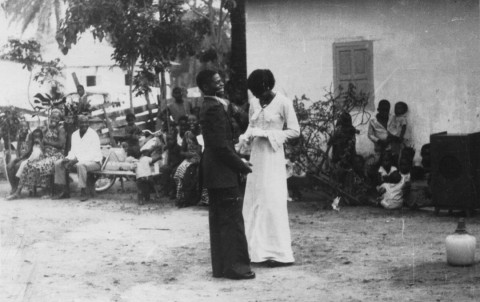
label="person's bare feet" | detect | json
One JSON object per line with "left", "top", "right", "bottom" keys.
{"left": 52, "top": 192, "right": 70, "bottom": 200}
{"left": 6, "top": 193, "right": 20, "bottom": 200}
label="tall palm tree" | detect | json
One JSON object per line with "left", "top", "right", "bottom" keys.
{"left": 2, "top": 0, "right": 63, "bottom": 43}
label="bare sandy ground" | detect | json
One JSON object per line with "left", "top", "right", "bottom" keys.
{"left": 1, "top": 180, "right": 480, "bottom": 302}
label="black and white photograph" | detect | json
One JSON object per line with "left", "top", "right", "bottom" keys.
{"left": 1, "top": 0, "right": 479, "bottom": 301}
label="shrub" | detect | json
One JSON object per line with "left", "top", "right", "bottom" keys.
{"left": 289, "top": 83, "right": 371, "bottom": 175}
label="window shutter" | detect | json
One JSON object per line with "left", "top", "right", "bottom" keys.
{"left": 333, "top": 41, "right": 374, "bottom": 109}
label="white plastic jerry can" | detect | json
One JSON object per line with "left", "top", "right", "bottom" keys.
{"left": 445, "top": 218, "right": 476, "bottom": 266}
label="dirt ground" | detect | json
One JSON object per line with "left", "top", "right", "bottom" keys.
{"left": 1, "top": 178, "right": 480, "bottom": 302}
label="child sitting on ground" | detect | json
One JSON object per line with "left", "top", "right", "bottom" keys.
{"left": 136, "top": 149, "right": 162, "bottom": 205}
{"left": 376, "top": 151, "right": 397, "bottom": 186}
{"left": 16, "top": 128, "right": 44, "bottom": 178}
{"left": 376, "top": 156, "right": 412, "bottom": 209}
{"left": 345, "top": 154, "right": 374, "bottom": 205}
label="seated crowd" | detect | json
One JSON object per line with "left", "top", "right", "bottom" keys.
{"left": 4, "top": 84, "right": 430, "bottom": 210}
{"left": 323, "top": 98, "right": 431, "bottom": 209}
{"left": 4, "top": 85, "right": 246, "bottom": 208}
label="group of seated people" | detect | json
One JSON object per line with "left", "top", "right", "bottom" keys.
{"left": 109, "top": 85, "right": 237, "bottom": 206}
{"left": 4, "top": 85, "right": 212, "bottom": 207}
{"left": 325, "top": 98, "right": 431, "bottom": 209}
{"left": 4, "top": 83, "right": 433, "bottom": 211}
{"left": 6, "top": 110, "right": 101, "bottom": 202}
{"left": 122, "top": 110, "right": 208, "bottom": 207}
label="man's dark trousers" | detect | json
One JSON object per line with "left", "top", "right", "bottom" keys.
{"left": 208, "top": 186, "right": 250, "bottom": 277}
{"left": 200, "top": 95, "right": 252, "bottom": 278}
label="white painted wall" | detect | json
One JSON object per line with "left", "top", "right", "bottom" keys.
{"left": 246, "top": 0, "right": 480, "bottom": 160}
{"left": 0, "top": 34, "right": 162, "bottom": 110}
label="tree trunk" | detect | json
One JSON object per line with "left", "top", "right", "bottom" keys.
{"left": 27, "top": 71, "right": 34, "bottom": 109}
{"left": 144, "top": 92, "right": 154, "bottom": 131}
{"left": 229, "top": 0, "right": 247, "bottom": 105}
{"left": 128, "top": 63, "right": 135, "bottom": 110}
{"left": 159, "top": 69, "right": 170, "bottom": 130}
{"left": 6, "top": 128, "right": 11, "bottom": 164}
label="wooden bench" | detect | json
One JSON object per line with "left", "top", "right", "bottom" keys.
{"left": 88, "top": 148, "right": 163, "bottom": 194}
{"left": 89, "top": 169, "right": 162, "bottom": 198}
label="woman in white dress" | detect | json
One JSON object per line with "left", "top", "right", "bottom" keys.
{"left": 241, "top": 69, "right": 300, "bottom": 267}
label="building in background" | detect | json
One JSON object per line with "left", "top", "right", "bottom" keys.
{"left": 246, "top": 0, "right": 480, "bottom": 160}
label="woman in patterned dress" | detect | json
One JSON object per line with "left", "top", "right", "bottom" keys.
{"left": 173, "top": 114, "right": 208, "bottom": 207}
{"left": 7, "top": 110, "right": 66, "bottom": 199}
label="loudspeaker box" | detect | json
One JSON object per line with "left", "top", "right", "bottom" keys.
{"left": 430, "top": 131, "right": 480, "bottom": 213}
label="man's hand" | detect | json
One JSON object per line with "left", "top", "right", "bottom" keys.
{"left": 242, "top": 159, "right": 253, "bottom": 174}
{"left": 64, "top": 158, "right": 78, "bottom": 170}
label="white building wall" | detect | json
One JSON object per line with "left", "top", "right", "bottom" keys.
{"left": 246, "top": 0, "right": 480, "bottom": 160}
{"left": 0, "top": 34, "right": 162, "bottom": 110}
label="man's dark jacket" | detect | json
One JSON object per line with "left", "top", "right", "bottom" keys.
{"left": 199, "top": 96, "right": 250, "bottom": 189}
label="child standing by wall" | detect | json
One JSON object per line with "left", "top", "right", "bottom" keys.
{"left": 329, "top": 111, "right": 357, "bottom": 168}
{"left": 388, "top": 101, "right": 409, "bottom": 165}
{"left": 368, "top": 100, "right": 394, "bottom": 159}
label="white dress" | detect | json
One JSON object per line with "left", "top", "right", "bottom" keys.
{"left": 242, "top": 93, "right": 300, "bottom": 263}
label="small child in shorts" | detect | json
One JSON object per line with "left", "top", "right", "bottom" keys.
{"left": 136, "top": 149, "right": 162, "bottom": 205}
{"left": 388, "top": 101, "right": 409, "bottom": 164}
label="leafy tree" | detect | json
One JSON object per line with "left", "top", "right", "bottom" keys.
{"left": 290, "top": 83, "right": 371, "bottom": 174}
{"left": 0, "top": 38, "right": 64, "bottom": 109}
{"left": 288, "top": 84, "right": 372, "bottom": 205}
{"left": 2, "top": 0, "right": 64, "bottom": 43}
{"left": 56, "top": 0, "right": 203, "bottom": 122}
{"left": 0, "top": 107, "right": 22, "bottom": 164}
{"left": 188, "top": 0, "right": 247, "bottom": 105}
{"left": 189, "top": 0, "right": 233, "bottom": 73}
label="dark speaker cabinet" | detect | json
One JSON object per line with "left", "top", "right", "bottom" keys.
{"left": 430, "top": 132, "right": 480, "bottom": 214}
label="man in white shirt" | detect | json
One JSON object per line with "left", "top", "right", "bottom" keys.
{"left": 53, "top": 115, "right": 103, "bottom": 201}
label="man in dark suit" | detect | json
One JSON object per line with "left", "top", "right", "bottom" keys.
{"left": 196, "top": 70, "right": 255, "bottom": 280}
